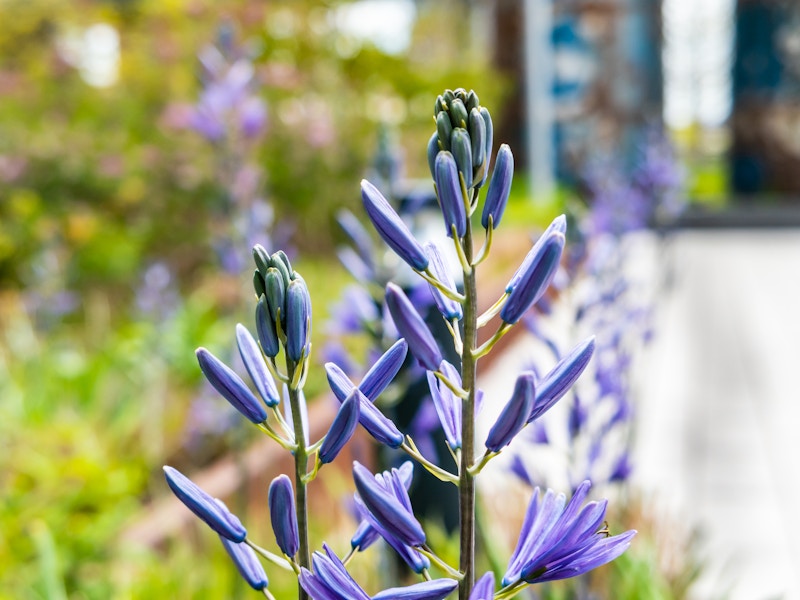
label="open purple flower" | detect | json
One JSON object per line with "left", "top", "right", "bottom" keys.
{"left": 299, "top": 544, "right": 456, "bottom": 600}
{"left": 352, "top": 461, "right": 426, "bottom": 549}
{"left": 503, "top": 480, "right": 635, "bottom": 586}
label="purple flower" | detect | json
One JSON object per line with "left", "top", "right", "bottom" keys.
{"left": 299, "top": 544, "right": 457, "bottom": 600}
{"left": 501, "top": 230, "right": 565, "bottom": 325}
{"left": 470, "top": 572, "right": 494, "bottom": 599}
{"left": 505, "top": 215, "right": 567, "bottom": 293}
{"left": 269, "top": 474, "right": 299, "bottom": 557}
{"left": 427, "top": 360, "right": 462, "bottom": 451}
{"left": 503, "top": 480, "right": 635, "bottom": 585}
{"left": 349, "top": 462, "right": 430, "bottom": 573}
{"left": 361, "top": 179, "right": 429, "bottom": 271}
{"left": 424, "top": 242, "right": 462, "bottom": 320}
{"left": 196, "top": 347, "right": 267, "bottom": 424}
{"left": 219, "top": 536, "right": 269, "bottom": 590}
{"left": 318, "top": 391, "right": 360, "bottom": 464}
{"left": 385, "top": 283, "right": 442, "bottom": 371}
{"left": 481, "top": 144, "right": 514, "bottom": 229}
{"left": 434, "top": 151, "right": 467, "bottom": 238}
{"left": 485, "top": 372, "right": 535, "bottom": 452}
{"left": 359, "top": 339, "right": 409, "bottom": 400}
{"left": 325, "top": 364, "right": 404, "bottom": 448}
{"left": 235, "top": 324, "right": 279, "bottom": 407}
{"left": 163, "top": 466, "right": 247, "bottom": 542}
{"left": 352, "top": 461, "right": 426, "bottom": 548}
{"left": 529, "top": 336, "right": 595, "bottom": 424}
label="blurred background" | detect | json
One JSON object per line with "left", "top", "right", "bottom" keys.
{"left": 2, "top": 0, "right": 799, "bottom": 598}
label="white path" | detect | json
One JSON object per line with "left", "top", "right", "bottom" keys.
{"left": 635, "top": 229, "right": 800, "bottom": 600}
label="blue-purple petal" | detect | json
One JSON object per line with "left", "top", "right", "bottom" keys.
{"left": 219, "top": 537, "right": 269, "bottom": 590}
{"left": 196, "top": 347, "right": 267, "bottom": 424}
{"left": 385, "top": 283, "right": 442, "bottom": 371}
{"left": 235, "top": 323, "right": 279, "bottom": 407}
{"left": 485, "top": 372, "right": 535, "bottom": 452}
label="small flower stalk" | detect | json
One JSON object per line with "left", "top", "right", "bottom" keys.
{"left": 164, "top": 88, "right": 633, "bottom": 599}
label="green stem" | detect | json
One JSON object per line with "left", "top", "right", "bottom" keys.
{"left": 286, "top": 359, "right": 310, "bottom": 600}
{"left": 459, "top": 213, "right": 479, "bottom": 600}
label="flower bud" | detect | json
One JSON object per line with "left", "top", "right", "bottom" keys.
{"left": 385, "top": 283, "right": 442, "bottom": 371}
{"left": 196, "top": 347, "right": 267, "bottom": 424}
{"left": 480, "top": 107, "right": 493, "bottom": 185}
{"left": 359, "top": 338, "right": 409, "bottom": 401}
{"left": 325, "top": 364, "right": 404, "bottom": 448}
{"left": 361, "top": 180, "right": 429, "bottom": 272}
{"left": 236, "top": 323, "right": 279, "bottom": 407}
{"left": 528, "top": 336, "right": 595, "bottom": 423}
{"left": 219, "top": 537, "right": 269, "bottom": 591}
{"left": 163, "top": 466, "right": 247, "bottom": 542}
{"left": 269, "top": 475, "right": 299, "bottom": 558}
{"left": 285, "top": 277, "right": 311, "bottom": 362}
{"left": 252, "top": 244, "right": 271, "bottom": 277}
{"left": 469, "top": 107, "right": 487, "bottom": 180}
{"left": 485, "top": 372, "right": 535, "bottom": 452}
{"left": 501, "top": 232, "right": 565, "bottom": 324}
{"left": 448, "top": 98, "right": 468, "bottom": 128}
{"left": 424, "top": 242, "right": 462, "bottom": 320}
{"left": 482, "top": 144, "right": 514, "bottom": 229}
{"left": 264, "top": 267, "right": 286, "bottom": 330}
{"left": 434, "top": 152, "right": 467, "bottom": 238}
{"left": 436, "top": 111, "right": 453, "bottom": 151}
{"left": 319, "top": 390, "right": 360, "bottom": 464}
{"left": 255, "top": 295, "right": 280, "bottom": 358}
{"left": 427, "top": 131, "right": 440, "bottom": 180}
{"left": 450, "top": 128, "right": 473, "bottom": 191}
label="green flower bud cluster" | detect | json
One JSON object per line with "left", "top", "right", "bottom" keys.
{"left": 252, "top": 244, "right": 311, "bottom": 363}
{"left": 427, "top": 88, "right": 493, "bottom": 195}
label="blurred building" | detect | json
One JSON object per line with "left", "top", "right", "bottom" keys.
{"left": 731, "top": 0, "right": 800, "bottom": 196}
{"left": 491, "top": 0, "right": 663, "bottom": 189}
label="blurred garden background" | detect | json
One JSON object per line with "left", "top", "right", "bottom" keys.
{"left": 3, "top": 0, "right": 800, "bottom": 598}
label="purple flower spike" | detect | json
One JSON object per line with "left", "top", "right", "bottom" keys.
{"left": 434, "top": 151, "right": 467, "bottom": 238}
{"left": 481, "top": 144, "right": 514, "bottom": 229}
{"left": 163, "top": 466, "right": 247, "bottom": 542}
{"left": 505, "top": 215, "right": 568, "bottom": 294}
{"left": 485, "top": 372, "right": 536, "bottom": 452}
{"left": 235, "top": 324, "right": 279, "bottom": 407}
{"left": 325, "top": 364, "right": 404, "bottom": 448}
{"left": 219, "top": 537, "right": 268, "bottom": 591}
{"left": 470, "top": 572, "right": 495, "bottom": 600}
{"left": 319, "top": 391, "right": 360, "bottom": 464}
{"left": 196, "top": 347, "right": 267, "bottom": 424}
{"left": 268, "top": 474, "right": 299, "bottom": 557}
{"left": 359, "top": 339, "right": 409, "bottom": 400}
{"left": 501, "top": 231, "right": 565, "bottom": 325}
{"left": 503, "top": 480, "right": 636, "bottom": 586}
{"left": 361, "top": 179, "right": 429, "bottom": 271}
{"left": 424, "top": 242, "right": 462, "bottom": 320}
{"left": 385, "top": 283, "right": 443, "bottom": 371}
{"left": 353, "top": 461, "right": 426, "bottom": 548}
{"left": 372, "top": 578, "right": 459, "bottom": 600}
{"left": 427, "top": 360, "right": 462, "bottom": 450}
{"left": 285, "top": 278, "right": 311, "bottom": 362}
{"left": 299, "top": 544, "right": 371, "bottom": 600}
{"left": 529, "top": 336, "right": 595, "bottom": 424}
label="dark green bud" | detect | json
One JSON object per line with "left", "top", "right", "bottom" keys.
{"left": 427, "top": 131, "right": 440, "bottom": 180}
{"left": 436, "top": 112, "right": 453, "bottom": 152}
{"left": 253, "top": 269, "right": 266, "bottom": 298}
{"left": 466, "top": 90, "right": 480, "bottom": 113}
{"left": 256, "top": 295, "right": 280, "bottom": 358}
{"left": 450, "top": 128, "right": 473, "bottom": 191}
{"left": 449, "top": 98, "right": 468, "bottom": 129}
{"left": 253, "top": 244, "right": 271, "bottom": 276}
{"left": 435, "top": 94, "right": 446, "bottom": 115}
{"left": 469, "top": 107, "right": 487, "bottom": 187}
{"left": 264, "top": 268, "right": 286, "bottom": 330}
{"left": 271, "top": 251, "right": 293, "bottom": 279}
{"left": 443, "top": 89, "right": 455, "bottom": 106}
